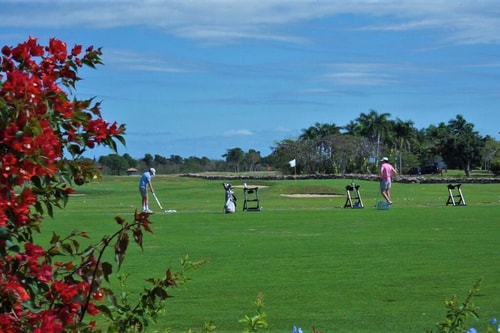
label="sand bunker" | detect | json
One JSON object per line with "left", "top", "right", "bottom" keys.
{"left": 280, "top": 194, "right": 342, "bottom": 198}
{"left": 232, "top": 185, "right": 269, "bottom": 188}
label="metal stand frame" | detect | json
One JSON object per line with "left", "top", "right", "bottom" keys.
{"left": 446, "top": 184, "right": 466, "bottom": 206}
{"left": 344, "top": 184, "right": 364, "bottom": 208}
{"left": 243, "top": 187, "right": 261, "bottom": 211}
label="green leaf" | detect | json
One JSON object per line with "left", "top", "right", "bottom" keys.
{"left": 151, "top": 286, "right": 169, "bottom": 301}
{"left": 46, "top": 202, "right": 54, "bottom": 218}
{"left": 62, "top": 191, "right": 69, "bottom": 207}
{"left": 102, "top": 262, "right": 113, "bottom": 283}
{"left": 115, "top": 134, "right": 126, "bottom": 147}
{"left": 6, "top": 240, "right": 20, "bottom": 253}
{"left": 21, "top": 300, "right": 42, "bottom": 313}
{"left": 108, "top": 138, "right": 117, "bottom": 153}
{"left": 96, "top": 304, "right": 114, "bottom": 320}
{"left": 61, "top": 242, "right": 74, "bottom": 255}
{"left": 49, "top": 232, "right": 60, "bottom": 244}
{"left": 0, "top": 226, "right": 11, "bottom": 240}
{"left": 70, "top": 239, "right": 80, "bottom": 253}
{"left": 31, "top": 175, "right": 42, "bottom": 188}
{"left": 103, "top": 288, "right": 119, "bottom": 307}
{"left": 68, "top": 144, "right": 82, "bottom": 156}
{"left": 114, "top": 232, "right": 129, "bottom": 269}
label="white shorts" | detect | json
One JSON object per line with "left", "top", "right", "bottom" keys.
{"left": 380, "top": 180, "right": 392, "bottom": 190}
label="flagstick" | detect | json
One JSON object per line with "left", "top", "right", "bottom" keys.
{"left": 288, "top": 158, "right": 297, "bottom": 182}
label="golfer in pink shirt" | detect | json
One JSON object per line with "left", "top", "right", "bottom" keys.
{"left": 380, "top": 157, "right": 397, "bottom": 205}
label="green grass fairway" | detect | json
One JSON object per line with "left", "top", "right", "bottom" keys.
{"left": 37, "top": 175, "right": 500, "bottom": 333}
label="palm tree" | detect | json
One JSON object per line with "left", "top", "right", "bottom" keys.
{"left": 355, "top": 109, "right": 392, "bottom": 164}
{"left": 342, "top": 120, "right": 361, "bottom": 136}
{"left": 299, "top": 122, "right": 341, "bottom": 173}
{"left": 299, "top": 122, "right": 341, "bottom": 141}
{"left": 392, "top": 118, "right": 417, "bottom": 170}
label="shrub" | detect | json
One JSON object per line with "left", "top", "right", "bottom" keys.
{"left": 490, "top": 158, "right": 500, "bottom": 175}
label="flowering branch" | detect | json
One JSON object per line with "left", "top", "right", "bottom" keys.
{"left": 0, "top": 36, "right": 129, "bottom": 332}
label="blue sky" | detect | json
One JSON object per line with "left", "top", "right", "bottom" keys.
{"left": 1, "top": 1, "right": 499, "bottom": 160}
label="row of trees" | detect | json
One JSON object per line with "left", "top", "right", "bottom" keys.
{"left": 98, "top": 149, "right": 268, "bottom": 175}
{"left": 268, "top": 111, "right": 498, "bottom": 176}
{"left": 99, "top": 111, "right": 499, "bottom": 177}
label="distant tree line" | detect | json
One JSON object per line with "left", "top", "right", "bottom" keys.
{"left": 97, "top": 111, "right": 500, "bottom": 176}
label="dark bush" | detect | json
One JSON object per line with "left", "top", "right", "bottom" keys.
{"left": 491, "top": 158, "right": 500, "bottom": 175}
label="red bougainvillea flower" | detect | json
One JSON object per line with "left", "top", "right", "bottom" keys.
{"left": 47, "top": 38, "right": 67, "bottom": 63}
{"left": 70, "top": 44, "right": 82, "bottom": 57}
{"left": 30, "top": 312, "right": 64, "bottom": 333}
{"left": 0, "top": 37, "right": 124, "bottom": 332}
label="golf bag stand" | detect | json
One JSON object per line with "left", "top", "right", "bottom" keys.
{"left": 446, "top": 184, "right": 466, "bottom": 206}
{"left": 243, "top": 186, "right": 261, "bottom": 211}
{"left": 223, "top": 183, "right": 237, "bottom": 213}
{"left": 344, "top": 183, "right": 364, "bottom": 208}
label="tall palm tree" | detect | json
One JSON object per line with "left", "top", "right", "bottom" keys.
{"left": 392, "top": 118, "right": 417, "bottom": 170}
{"left": 299, "top": 122, "right": 341, "bottom": 141}
{"left": 342, "top": 120, "right": 361, "bottom": 136}
{"left": 298, "top": 122, "right": 342, "bottom": 172}
{"left": 355, "top": 109, "right": 392, "bottom": 164}
{"left": 448, "top": 114, "right": 469, "bottom": 134}
{"left": 392, "top": 119, "right": 416, "bottom": 150}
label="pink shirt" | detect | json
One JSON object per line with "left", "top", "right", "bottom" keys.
{"left": 380, "top": 163, "right": 396, "bottom": 181}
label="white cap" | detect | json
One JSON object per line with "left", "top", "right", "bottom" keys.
{"left": 380, "top": 157, "right": 389, "bottom": 162}
{"left": 149, "top": 168, "right": 156, "bottom": 175}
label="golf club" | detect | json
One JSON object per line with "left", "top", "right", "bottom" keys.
{"left": 152, "top": 192, "right": 163, "bottom": 210}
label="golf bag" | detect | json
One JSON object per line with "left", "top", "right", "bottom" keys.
{"left": 223, "top": 183, "right": 237, "bottom": 213}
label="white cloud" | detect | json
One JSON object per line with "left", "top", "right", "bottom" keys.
{"left": 104, "top": 50, "right": 198, "bottom": 73}
{"left": 318, "top": 62, "right": 399, "bottom": 87}
{"left": 173, "top": 26, "right": 306, "bottom": 44}
{"left": 224, "top": 129, "right": 253, "bottom": 136}
{"left": 320, "top": 72, "right": 397, "bottom": 86}
{"left": 1, "top": 1, "right": 499, "bottom": 46}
